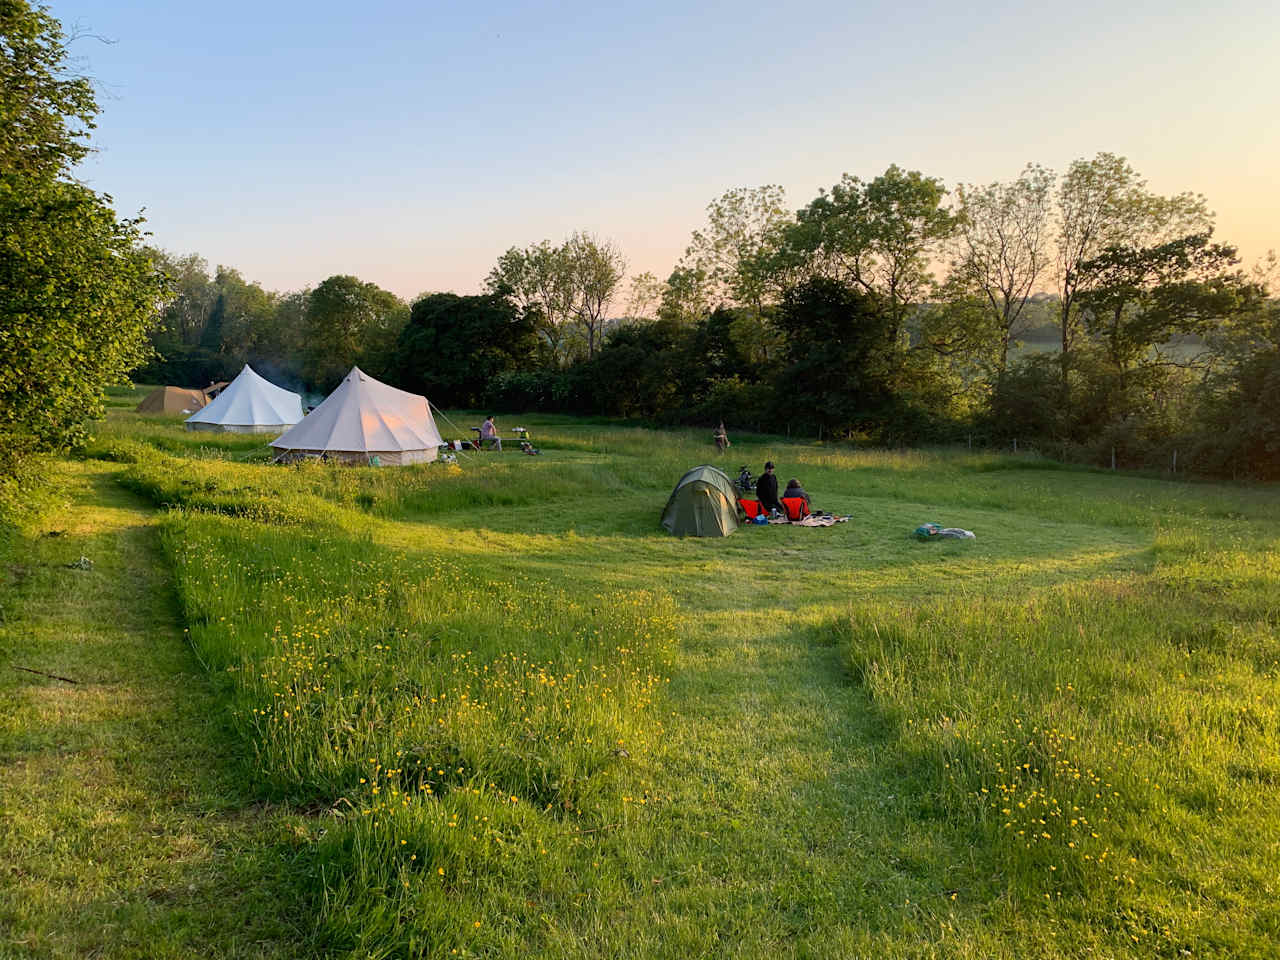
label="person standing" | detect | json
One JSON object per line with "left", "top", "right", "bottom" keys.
{"left": 714, "top": 421, "right": 730, "bottom": 453}
{"left": 756, "top": 461, "right": 782, "bottom": 514}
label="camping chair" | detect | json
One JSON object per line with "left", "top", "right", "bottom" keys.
{"left": 738, "top": 498, "right": 766, "bottom": 520}
{"left": 781, "top": 496, "right": 810, "bottom": 521}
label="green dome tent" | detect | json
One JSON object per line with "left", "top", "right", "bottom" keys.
{"left": 661, "top": 464, "right": 742, "bottom": 537}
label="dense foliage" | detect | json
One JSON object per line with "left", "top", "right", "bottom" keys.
{"left": 127, "top": 151, "right": 1275, "bottom": 477}
{"left": 392, "top": 292, "right": 539, "bottom": 406}
{"left": 0, "top": 0, "right": 167, "bottom": 452}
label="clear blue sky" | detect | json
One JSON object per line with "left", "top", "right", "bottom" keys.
{"left": 57, "top": 0, "right": 1280, "bottom": 298}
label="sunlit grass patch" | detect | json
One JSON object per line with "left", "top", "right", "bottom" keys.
{"left": 834, "top": 541, "right": 1280, "bottom": 951}
{"left": 36, "top": 408, "right": 1280, "bottom": 957}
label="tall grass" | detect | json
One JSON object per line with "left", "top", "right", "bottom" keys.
{"left": 86, "top": 408, "right": 1280, "bottom": 957}
{"left": 163, "top": 509, "right": 677, "bottom": 955}
{"left": 835, "top": 533, "right": 1280, "bottom": 953}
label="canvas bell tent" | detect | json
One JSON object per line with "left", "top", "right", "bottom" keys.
{"left": 136, "top": 386, "right": 208, "bottom": 415}
{"left": 270, "top": 367, "right": 445, "bottom": 465}
{"left": 185, "top": 364, "right": 303, "bottom": 433}
{"left": 660, "top": 464, "right": 742, "bottom": 537}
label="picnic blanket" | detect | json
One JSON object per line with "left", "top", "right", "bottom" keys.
{"left": 767, "top": 513, "right": 850, "bottom": 527}
{"left": 795, "top": 514, "right": 849, "bottom": 527}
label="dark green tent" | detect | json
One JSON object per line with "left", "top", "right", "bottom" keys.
{"left": 661, "top": 464, "right": 742, "bottom": 537}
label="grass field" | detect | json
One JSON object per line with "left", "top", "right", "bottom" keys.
{"left": 3, "top": 391, "right": 1279, "bottom": 958}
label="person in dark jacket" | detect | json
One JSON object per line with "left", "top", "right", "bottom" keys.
{"left": 783, "top": 478, "right": 809, "bottom": 503}
{"left": 782, "top": 478, "right": 810, "bottom": 516}
{"left": 755, "top": 461, "right": 782, "bottom": 513}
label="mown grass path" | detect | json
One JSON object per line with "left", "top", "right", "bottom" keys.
{"left": 0, "top": 462, "right": 309, "bottom": 959}
{"left": 343, "top": 459, "right": 1158, "bottom": 957}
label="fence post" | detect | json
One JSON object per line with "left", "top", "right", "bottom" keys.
{"left": 1012, "top": 438, "right": 1017, "bottom": 453}
{"left": 1111, "top": 447, "right": 1116, "bottom": 471}
{"left": 1172, "top": 449, "right": 1178, "bottom": 473}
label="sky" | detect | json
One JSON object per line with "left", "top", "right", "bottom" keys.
{"left": 54, "top": 0, "right": 1280, "bottom": 300}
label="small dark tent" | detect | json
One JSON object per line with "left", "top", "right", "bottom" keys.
{"left": 136, "top": 386, "right": 208, "bottom": 414}
{"left": 661, "top": 464, "right": 742, "bottom": 537}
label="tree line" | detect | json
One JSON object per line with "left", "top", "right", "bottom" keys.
{"left": 4, "top": 0, "right": 1278, "bottom": 482}
{"left": 139, "top": 158, "right": 1278, "bottom": 478}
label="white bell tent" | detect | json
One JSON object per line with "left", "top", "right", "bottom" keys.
{"left": 269, "top": 367, "right": 444, "bottom": 465}
{"left": 184, "top": 364, "right": 303, "bottom": 433}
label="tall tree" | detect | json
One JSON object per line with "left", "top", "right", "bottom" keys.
{"left": 657, "top": 264, "right": 711, "bottom": 327}
{"left": 772, "top": 277, "right": 898, "bottom": 436}
{"left": 566, "top": 232, "right": 626, "bottom": 359}
{"left": 1051, "top": 153, "right": 1211, "bottom": 387}
{"left": 779, "top": 165, "right": 956, "bottom": 342}
{"left": 486, "top": 241, "right": 576, "bottom": 364}
{"left": 301, "top": 275, "right": 404, "bottom": 389}
{"left": 624, "top": 271, "right": 664, "bottom": 322}
{"left": 0, "top": 0, "right": 168, "bottom": 450}
{"left": 147, "top": 250, "right": 216, "bottom": 347}
{"left": 210, "top": 266, "right": 278, "bottom": 363}
{"left": 393, "top": 292, "right": 539, "bottom": 406}
{"left": 0, "top": 0, "right": 96, "bottom": 175}
{"left": 948, "top": 164, "right": 1055, "bottom": 376}
{"left": 683, "top": 185, "right": 791, "bottom": 314}
{"left": 1076, "top": 232, "right": 1257, "bottom": 378}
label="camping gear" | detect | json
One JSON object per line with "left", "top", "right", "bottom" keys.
{"left": 913, "top": 522, "right": 975, "bottom": 540}
{"left": 185, "top": 364, "right": 303, "bottom": 433}
{"left": 270, "top": 366, "right": 445, "bottom": 465}
{"left": 736, "top": 466, "right": 754, "bottom": 493}
{"left": 781, "top": 496, "right": 810, "bottom": 521}
{"left": 661, "top": 464, "right": 742, "bottom": 537}
{"left": 739, "top": 498, "right": 766, "bottom": 519}
{"left": 136, "top": 386, "right": 208, "bottom": 415}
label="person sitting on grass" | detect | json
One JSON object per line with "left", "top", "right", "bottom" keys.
{"left": 480, "top": 415, "right": 502, "bottom": 451}
{"left": 783, "top": 478, "right": 810, "bottom": 516}
{"left": 755, "top": 461, "right": 782, "bottom": 515}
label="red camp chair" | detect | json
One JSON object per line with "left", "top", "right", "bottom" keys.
{"left": 781, "top": 496, "right": 810, "bottom": 521}
{"left": 738, "top": 498, "right": 766, "bottom": 519}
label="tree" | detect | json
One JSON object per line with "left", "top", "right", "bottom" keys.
{"left": 393, "top": 292, "right": 539, "bottom": 406}
{"left": 566, "top": 232, "right": 626, "bottom": 359}
{"left": 1051, "top": 153, "right": 1211, "bottom": 388}
{"left": 657, "top": 264, "right": 711, "bottom": 327}
{"left": 779, "top": 166, "right": 956, "bottom": 343}
{"left": 624, "top": 271, "right": 664, "bottom": 322}
{"left": 210, "top": 266, "right": 278, "bottom": 363}
{"left": 147, "top": 250, "right": 217, "bottom": 348}
{"left": 948, "top": 164, "right": 1055, "bottom": 376}
{"left": 0, "top": 0, "right": 96, "bottom": 176}
{"left": 1076, "top": 233, "right": 1255, "bottom": 377}
{"left": 486, "top": 241, "right": 576, "bottom": 365}
{"left": 1, "top": 181, "right": 167, "bottom": 448}
{"left": 301, "top": 275, "right": 405, "bottom": 389}
{"left": 771, "top": 277, "right": 899, "bottom": 437}
{"left": 682, "top": 185, "right": 791, "bottom": 314}
{"left": 0, "top": 0, "right": 168, "bottom": 451}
